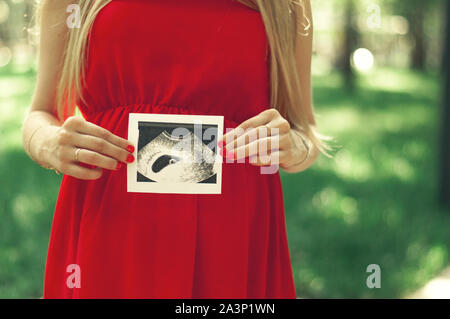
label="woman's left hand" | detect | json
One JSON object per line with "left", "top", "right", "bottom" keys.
{"left": 218, "top": 108, "right": 308, "bottom": 169}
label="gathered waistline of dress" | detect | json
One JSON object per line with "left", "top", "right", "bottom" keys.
{"left": 80, "top": 102, "right": 243, "bottom": 126}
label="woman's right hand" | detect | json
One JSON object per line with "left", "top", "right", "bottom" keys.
{"left": 44, "top": 116, "right": 135, "bottom": 180}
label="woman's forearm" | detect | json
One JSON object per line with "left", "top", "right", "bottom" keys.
{"left": 22, "top": 110, "right": 61, "bottom": 168}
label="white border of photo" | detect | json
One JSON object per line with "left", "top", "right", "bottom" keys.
{"left": 127, "top": 112, "right": 224, "bottom": 194}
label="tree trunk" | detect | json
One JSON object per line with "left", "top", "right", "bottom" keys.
{"left": 410, "top": 9, "right": 427, "bottom": 70}
{"left": 440, "top": 0, "right": 450, "bottom": 208}
{"left": 338, "top": 0, "right": 358, "bottom": 90}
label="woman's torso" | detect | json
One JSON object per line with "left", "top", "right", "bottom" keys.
{"left": 78, "top": 0, "right": 271, "bottom": 123}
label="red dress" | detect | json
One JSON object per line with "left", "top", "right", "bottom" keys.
{"left": 43, "top": 0, "right": 296, "bottom": 298}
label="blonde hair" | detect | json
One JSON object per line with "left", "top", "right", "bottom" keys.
{"left": 37, "top": 0, "right": 333, "bottom": 157}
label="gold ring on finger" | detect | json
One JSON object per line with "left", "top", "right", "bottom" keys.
{"left": 75, "top": 148, "right": 81, "bottom": 162}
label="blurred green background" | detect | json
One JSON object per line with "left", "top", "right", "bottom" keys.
{"left": 1, "top": 0, "right": 450, "bottom": 298}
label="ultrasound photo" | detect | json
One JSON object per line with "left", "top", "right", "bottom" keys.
{"left": 127, "top": 113, "right": 224, "bottom": 194}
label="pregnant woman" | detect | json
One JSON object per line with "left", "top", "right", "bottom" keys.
{"left": 22, "top": 0, "right": 331, "bottom": 298}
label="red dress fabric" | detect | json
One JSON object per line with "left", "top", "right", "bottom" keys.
{"left": 43, "top": 0, "right": 296, "bottom": 298}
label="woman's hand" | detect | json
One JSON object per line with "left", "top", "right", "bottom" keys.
{"left": 43, "top": 116, "right": 135, "bottom": 180}
{"left": 218, "top": 108, "right": 309, "bottom": 170}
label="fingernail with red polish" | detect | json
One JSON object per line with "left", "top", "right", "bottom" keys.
{"left": 126, "top": 154, "right": 135, "bottom": 163}
{"left": 126, "top": 145, "right": 135, "bottom": 153}
{"left": 116, "top": 162, "right": 122, "bottom": 170}
{"left": 227, "top": 150, "right": 235, "bottom": 160}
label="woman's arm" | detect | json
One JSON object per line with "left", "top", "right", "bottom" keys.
{"left": 22, "top": 0, "right": 71, "bottom": 168}
{"left": 218, "top": 0, "right": 320, "bottom": 173}
{"left": 22, "top": 0, "right": 135, "bottom": 180}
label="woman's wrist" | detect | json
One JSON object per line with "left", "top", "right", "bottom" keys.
{"left": 281, "top": 129, "right": 313, "bottom": 172}
{"left": 27, "top": 125, "right": 47, "bottom": 163}
{"left": 26, "top": 124, "right": 60, "bottom": 171}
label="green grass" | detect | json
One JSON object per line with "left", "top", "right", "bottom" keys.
{"left": 0, "top": 67, "right": 449, "bottom": 298}
{"left": 0, "top": 71, "right": 62, "bottom": 298}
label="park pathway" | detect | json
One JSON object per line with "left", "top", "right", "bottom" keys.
{"left": 406, "top": 267, "right": 450, "bottom": 299}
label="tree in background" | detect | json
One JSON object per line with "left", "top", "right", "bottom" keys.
{"left": 440, "top": 0, "right": 450, "bottom": 208}
{"left": 407, "top": 1, "right": 427, "bottom": 70}
{"left": 337, "top": 0, "right": 359, "bottom": 90}
{"left": 384, "top": 0, "right": 442, "bottom": 70}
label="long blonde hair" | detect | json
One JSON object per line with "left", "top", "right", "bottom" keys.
{"left": 37, "top": 0, "right": 333, "bottom": 157}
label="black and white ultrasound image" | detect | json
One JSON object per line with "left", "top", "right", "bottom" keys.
{"left": 136, "top": 121, "right": 218, "bottom": 184}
